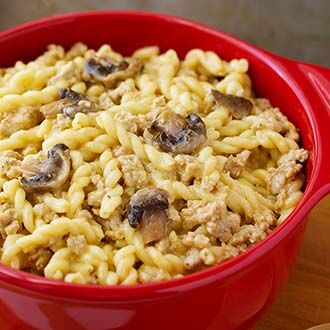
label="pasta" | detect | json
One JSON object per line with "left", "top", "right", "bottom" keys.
{"left": 0, "top": 43, "right": 308, "bottom": 285}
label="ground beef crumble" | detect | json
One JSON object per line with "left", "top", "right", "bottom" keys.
{"left": 267, "top": 149, "right": 308, "bottom": 195}
{"left": 0, "top": 106, "right": 42, "bottom": 137}
{"left": 0, "top": 151, "right": 22, "bottom": 179}
{"left": 0, "top": 203, "right": 20, "bottom": 239}
{"left": 117, "top": 155, "right": 149, "bottom": 196}
{"left": 67, "top": 234, "right": 87, "bottom": 256}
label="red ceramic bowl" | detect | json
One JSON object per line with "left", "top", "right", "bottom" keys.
{"left": 0, "top": 11, "right": 329, "bottom": 330}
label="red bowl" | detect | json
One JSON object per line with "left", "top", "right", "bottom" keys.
{"left": 0, "top": 11, "right": 329, "bottom": 330}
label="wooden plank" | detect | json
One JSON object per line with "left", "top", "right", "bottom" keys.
{"left": 257, "top": 195, "right": 330, "bottom": 330}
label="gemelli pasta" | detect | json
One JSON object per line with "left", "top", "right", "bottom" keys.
{"left": 0, "top": 43, "right": 308, "bottom": 284}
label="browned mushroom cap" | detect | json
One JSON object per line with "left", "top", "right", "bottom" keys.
{"left": 128, "top": 188, "right": 169, "bottom": 243}
{"left": 211, "top": 89, "right": 253, "bottom": 119}
{"left": 85, "top": 57, "right": 143, "bottom": 87}
{"left": 40, "top": 88, "right": 96, "bottom": 119}
{"left": 21, "top": 144, "right": 71, "bottom": 193}
{"left": 150, "top": 111, "right": 207, "bottom": 155}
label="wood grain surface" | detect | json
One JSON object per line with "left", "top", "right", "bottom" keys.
{"left": 256, "top": 195, "right": 330, "bottom": 330}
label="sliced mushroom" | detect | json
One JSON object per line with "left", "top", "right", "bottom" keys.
{"left": 21, "top": 144, "right": 71, "bottom": 193}
{"left": 85, "top": 58, "right": 129, "bottom": 77}
{"left": 223, "top": 150, "right": 251, "bottom": 179}
{"left": 150, "top": 110, "right": 207, "bottom": 155}
{"left": 211, "top": 89, "right": 253, "bottom": 119}
{"left": 40, "top": 88, "right": 96, "bottom": 119}
{"left": 85, "top": 57, "right": 143, "bottom": 87}
{"left": 127, "top": 188, "right": 169, "bottom": 244}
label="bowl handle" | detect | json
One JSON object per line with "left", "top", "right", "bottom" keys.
{"left": 296, "top": 62, "right": 330, "bottom": 199}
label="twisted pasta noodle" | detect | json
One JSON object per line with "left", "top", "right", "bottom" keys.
{"left": 0, "top": 86, "right": 58, "bottom": 113}
{"left": 96, "top": 245, "right": 119, "bottom": 285}
{"left": 197, "top": 146, "right": 222, "bottom": 191}
{"left": 135, "top": 74, "right": 158, "bottom": 96}
{"left": 167, "top": 88, "right": 200, "bottom": 116}
{"left": 44, "top": 248, "right": 72, "bottom": 280}
{"left": 71, "top": 113, "right": 97, "bottom": 129}
{"left": 138, "top": 264, "right": 172, "bottom": 283}
{"left": 65, "top": 245, "right": 110, "bottom": 284}
{"left": 97, "top": 112, "right": 175, "bottom": 171}
{"left": 67, "top": 161, "right": 93, "bottom": 217}
{"left": 225, "top": 187, "right": 254, "bottom": 217}
{"left": 71, "top": 81, "right": 87, "bottom": 94}
{"left": 113, "top": 245, "right": 138, "bottom": 284}
{"left": 2, "top": 179, "right": 35, "bottom": 233}
{"left": 220, "top": 120, "right": 250, "bottom": 137}
{"left": 99, "top": 150, "right": 123, "bottom": 219}
{"left": 0, "top": 119, "right": 52, "bottom": 151}
{"left": 151, "top": 49, "right": 180, "bottom": 99}
{"left": 212, "top": 130, "right": 260, "bottom": 154}
{"left": 206, "top": 128, "right": 221, "bottom": 145}
{"left": 96, "top": 262, "right": 119, "bottom": 285}
{"left": 174, "top": 76, "right": 212, "bottom": 100}
{"left": 240, "top": 169, "right": 269, "bottom": 186}
{"left": 238, "top": 169, "right": 270, "bottom": 196}
{"left": 1, "top": 52, "right": 59, "bottom": 83}
{"left": 227, "top": 58, "right": 249, "bottom": 73}
{"left": 215, "top": 72, "right": 252, "bottom": 97}
{"left": 144, "top": 246, "right": 184, "bottom": 275}
{"left": 86, "top": 84, "right": 106, "bottom": 97}
{"left": 1, "top": 234, "right": 25, "bottom": 268}
{"left": 15, "top": 217, "right": 104, "bottom": 253}
{"left": 203, "top": 107, "right": 230, "bottom": 131}
{"left": 40, "top": 193, "right": 70, "bottom": 214}
{"left": 78, "top": 134, "right": 116, "bottom": 161}
{"left": 182, "top": 49, "right": 227, "bottom": 76}
{"left": 151, "top": 170, "right": 225, "bottom": 202}
{"left": 221, "top": 173, "right": 275, "bottom": 211}
{"left": 198, "top": 146, "right": 222, "bottom": 174}
{"left": 0, "top": 67, "right": 56, "bottom": 97}
{"left": 277, "top": 177, "right": 304, "bottom": 225}
{"left": 132, "top": 46, "right": 160, "bottom": 61}
{"left": 211, "top": 129, "right": 296, "bottom": 155}
{"left": 43, "top": 127, "right": 102, "bottom": 150}
{"left": 220, "top": 173, "right": 275, "bottom": 225}
{"left": 95, "top": 44, "right": 123, "bottom": 61}
{"left": 104, "top": 98, "right": 154, "bottom": 115}
{"left": 64, "top": 272, "right": 87, "bottom": 283}
{"left": 256, "top": 130, "right": 298, "bottom": 154}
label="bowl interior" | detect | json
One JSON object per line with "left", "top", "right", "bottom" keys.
{"left": 0, "top": 11, "right": 317, "bottom": 294}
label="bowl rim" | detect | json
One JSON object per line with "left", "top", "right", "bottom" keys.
{"left": 0, "top": 10, "right": 324, "bottom": 301}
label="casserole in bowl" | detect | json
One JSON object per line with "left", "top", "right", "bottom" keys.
{"left": 0, "top": 11, "right": 329, "bottom": 330}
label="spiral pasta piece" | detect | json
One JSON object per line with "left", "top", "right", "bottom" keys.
{"left": 2, "top": 179, "right": 35, "bottom": 233}
{"left": 0, "top": 67, "right": 56, "bottom": 97}
{"left": 16, "top": 217, "right": 104, "bottom": 253}
{"left": 99, "top": 150, "right": 123, "bottom": 218}
{"left": 0, "top": 86, "right": 58, "bottom": 112}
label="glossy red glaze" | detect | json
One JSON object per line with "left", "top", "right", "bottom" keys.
{"left": 0, "top": 11, "right": 329, "bottom": 330}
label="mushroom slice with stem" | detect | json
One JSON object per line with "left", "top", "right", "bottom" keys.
{"left": 149, "top": 110, "right": 207, "bottom": 155}
{"left": 127, "top": 188, "right": 169, "bottom": 244}
{"left": 40, "top": 88, "right": 96, "bottom": 119}
{"left": 21, "top": 144, "right": 71, "bottom": 193}
{"left": 85, "top": 57, "right": 143, "bottom": 87}
{"left": 211, "top": 89, "right": 253, "bottom": 119}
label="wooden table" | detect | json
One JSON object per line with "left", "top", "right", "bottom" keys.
{"left": 256, "top": 195, "right": 330, "bottom": 330}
